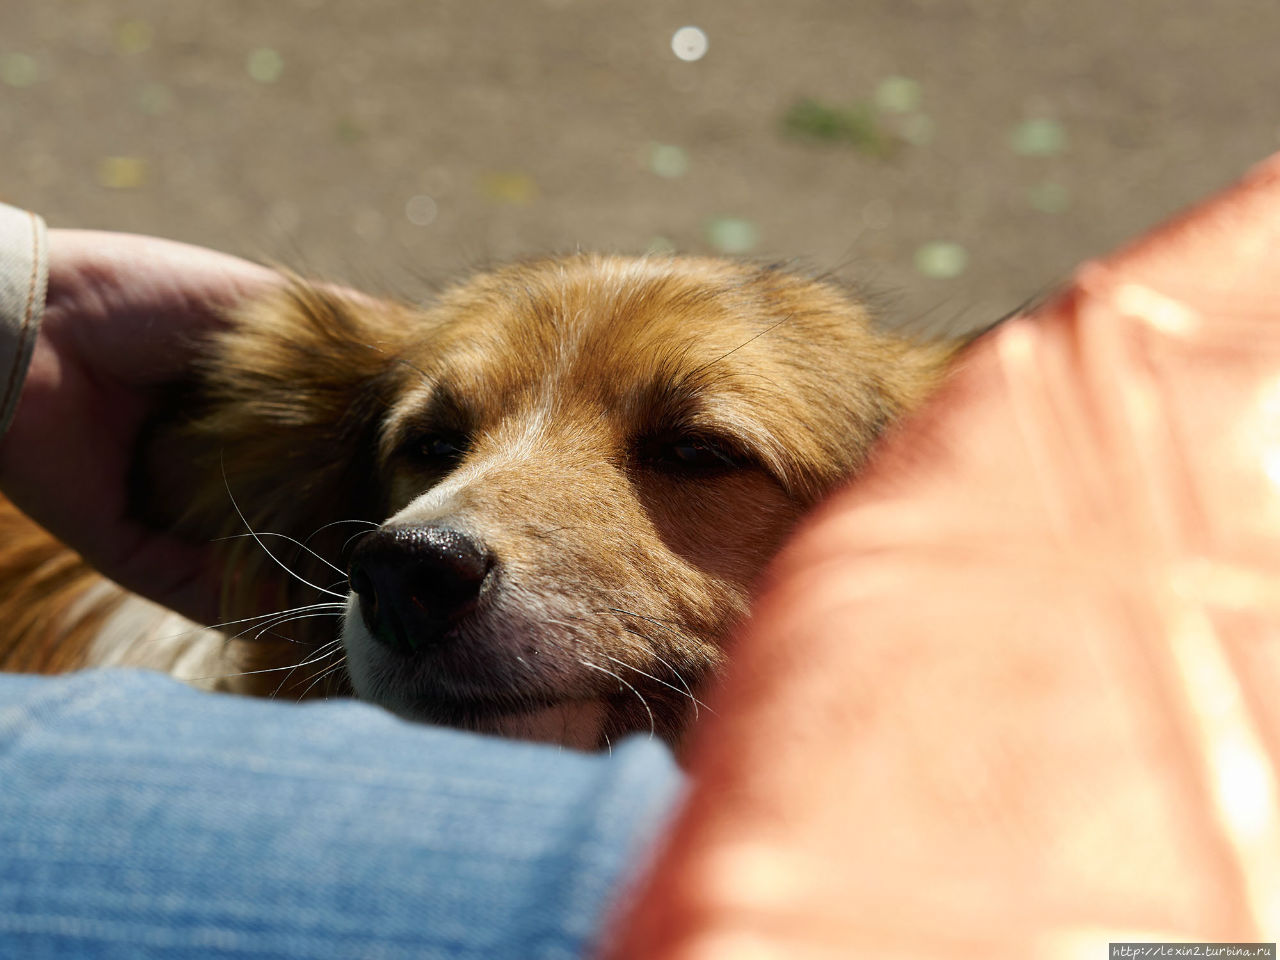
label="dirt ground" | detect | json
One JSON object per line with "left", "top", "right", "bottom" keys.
{"left": 3, "top": 0, "right": 1278, "bottom": 333}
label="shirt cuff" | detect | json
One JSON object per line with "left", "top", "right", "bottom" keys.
{"left": 0, "top": 203, "right": 48, "bottom": 440}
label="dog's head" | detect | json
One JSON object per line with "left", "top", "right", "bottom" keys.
{"left": 149, "top": 255, "right": 949, "bottom": 747}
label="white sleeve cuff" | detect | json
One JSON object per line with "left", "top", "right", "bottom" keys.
{"left": 0, "top": 203, "right": 48, "bottom": 439}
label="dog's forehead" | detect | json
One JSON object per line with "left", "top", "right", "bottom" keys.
{"left": 469, "top": 257, "right": 760, "bottom": 349}
{"left": 401, "top": 256, "right": 852, "bottom": 402}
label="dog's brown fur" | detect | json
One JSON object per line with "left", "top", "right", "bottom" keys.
{"left": 0, "top": 254, "right": 951, "bottom": 746}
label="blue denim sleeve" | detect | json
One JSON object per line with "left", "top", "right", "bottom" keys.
{"left": 0, "top": 669, "right": 683, "bottom": 960}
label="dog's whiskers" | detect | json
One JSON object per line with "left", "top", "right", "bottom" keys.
{"left": 603, "top": 608, "right": 710, "bottom": 719}
{"left": 135, "top": 601, "right": 344, "bottom": 651}
{"left": 296, "top": 655, "right": 349, "bottom": 700}
{"left": 212, "top": 531, "right": 346, "bottom": 578}
{"left": 211, "top": 602, "right": 345, "bottom": 633}
{"left": 302, "top": 518, "right": 379, "bottom": 550}
{"left": 579, "top": 659, "right": 656, "bottom": 739}
{"left": 646, "top": 650, "right": 713, "bottom": 716}
{"left": 551, "top": 611, "right": 706, "bottom": 721}
{"left": 217, "top": 604, "right": 344, "bottom": 647}
{"left": 181, "top": 639, "right": 342, "bottom": 684}
{"left": 600, "top": 651, "right": 713, "bottom": 720}
{"left": 251, "top": 609, "right": 347, "bottom": 642}
{"left": 220, "top": 458, "right": 347, "bottom": 599}
{"left": 341, "top": 528, "right": 378, "bottom": 554}
{"left": 270, "top": 639, "right": 346, "bottom": 699}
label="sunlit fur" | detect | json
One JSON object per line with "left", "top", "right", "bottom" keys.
{"left": 0, "top": 254, "right": 953, "bottom": 748}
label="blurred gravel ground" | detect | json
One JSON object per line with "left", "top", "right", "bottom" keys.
{"left": 3, "top": 0, "right": 1277, "bottom": 332}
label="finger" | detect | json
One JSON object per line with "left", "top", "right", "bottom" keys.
{"left": 44, "top": 230, "right": 283, "bottom": 385}
{"left": 92, "top": 522, "right": 224, "bottom": 628}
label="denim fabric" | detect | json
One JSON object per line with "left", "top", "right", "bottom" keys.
{"left": 0, "top": 670, "right": 682, "bottom": 959}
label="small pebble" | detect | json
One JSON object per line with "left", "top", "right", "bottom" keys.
{"left": 705, "top": 217, "right": 759, "bottom": 255}
{"left": 247, "top": 48, "right": 285, "bottom": 84}
{"left": 1010, "top": 117, "right": 1066, "bottom": 156}
{"left": 914, "top": 241, "right": 968, "bottom": 278}
{"left": 874, "top": 75, "right": 921, "bottom": 114}
{"left": 671, "top": 26, "right": 708, "bottom": 62}
{"left": 478, "top": 172, "right": 538, "bottom": 205}
{"left": 98, "top": 156, "right": 148, "bottom": 190}
{"left": 405, "top": 195, "right": 439, "bottom": 226}
{"left": 647, "top": 143, "right": 689, "bottom": 179}
{"left": 0, "top": 53, "right": 39, "bottom": 88}
{"left": 114, "top": 20, "right": 154, "bottom": 55}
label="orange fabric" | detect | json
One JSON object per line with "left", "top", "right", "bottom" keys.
{"left": 609, "top": 154, "right": 1280, "bottom": 958}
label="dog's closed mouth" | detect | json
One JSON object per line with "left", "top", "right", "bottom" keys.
{"left": 398, "top": 684, "right": 565, "bottom": 722}
{"left": 366, "top": 662, "right": 607, "bottom": 744}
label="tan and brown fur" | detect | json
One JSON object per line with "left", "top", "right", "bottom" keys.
{"left": 0, "top": 254, "right": 951, "bottom": 747}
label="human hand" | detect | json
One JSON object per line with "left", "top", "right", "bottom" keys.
{"left": 0, "top": 229, "right": 279, "bottom": 625}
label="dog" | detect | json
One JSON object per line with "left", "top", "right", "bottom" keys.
{"left": 0, "top": 254, "right": 952, "bottom": 748}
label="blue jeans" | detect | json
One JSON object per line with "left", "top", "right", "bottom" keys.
{"left": 0, "top": 670, "right": 682, "bottom": 959}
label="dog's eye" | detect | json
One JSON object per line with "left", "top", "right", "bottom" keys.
{"left": 641, "top": 434, "right": 745, "bottom": 473}
{"left": 413, "top": 433, "right": 468, "bottom": 465}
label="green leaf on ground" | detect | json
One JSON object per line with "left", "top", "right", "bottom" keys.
{"left": 705, "top": 217, "right": 759, "bottom": 254}
{"left": 914, "top": 241, "right": 968, "bottom": 278}
{"left": 1010, "top": 118, "right": 1066, "bottom": 156}
{"left": 781, "top": 98, "right": 893, "bottom": 157}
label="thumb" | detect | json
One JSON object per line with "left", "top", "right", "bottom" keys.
{"left": 94, "top": 523, "right": 223, "bottom": 628}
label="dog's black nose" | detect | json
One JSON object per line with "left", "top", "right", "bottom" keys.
{"left": 348, "top": 526, "right": 493, "bottom": 654}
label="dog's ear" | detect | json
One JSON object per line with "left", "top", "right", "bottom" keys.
{"left": 136, "top": 282, "right": 415, "bottom": 621}
{"left": 732, "top": 266, "right": 961, "bottom": 504}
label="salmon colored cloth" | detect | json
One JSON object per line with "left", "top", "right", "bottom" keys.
{"left": 610, "top": 154, "right": 1280, "bottom": 958}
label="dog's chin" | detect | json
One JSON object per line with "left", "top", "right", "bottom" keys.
{"left": 376, "top": 689, "right": 607, "bottom": 749}
{"left": 343, "top": 624, "right": 608, "bottom": 750}
{"left": 484, "top": 700, "right": 607, "bottom": 750}
{"left": 371, "top": 687, "right": 606, "bottom": 751}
